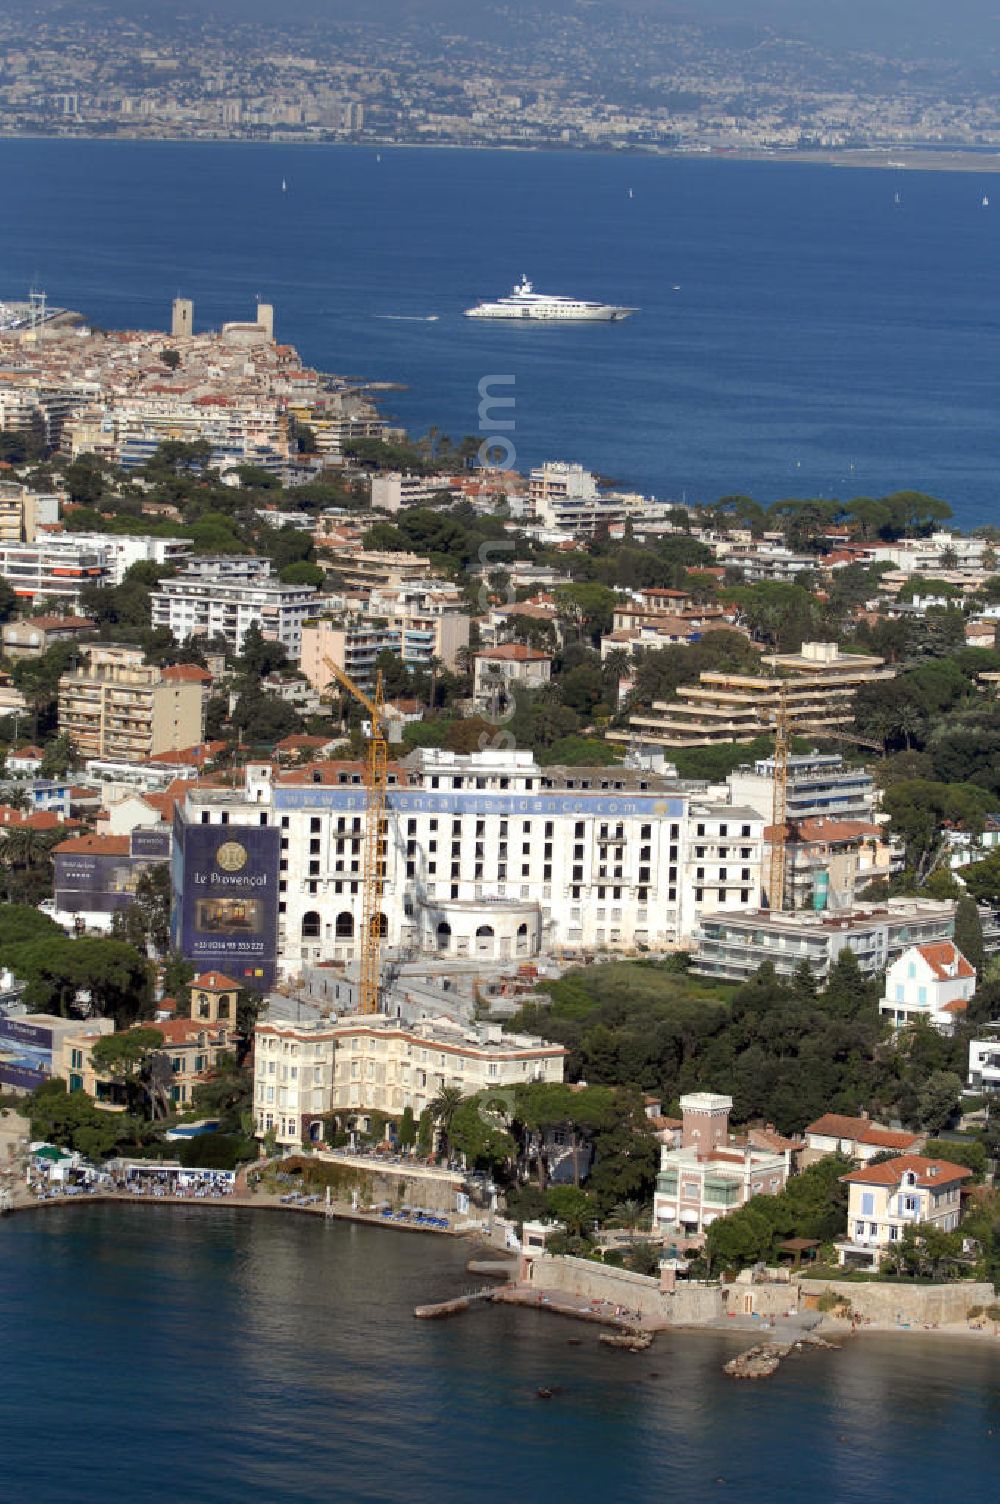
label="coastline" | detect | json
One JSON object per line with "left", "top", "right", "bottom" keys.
{"left": 1, "top": 1185, "right": 464, "bottom": 1236}
{"left": 6, "top": 1194, "right": 998, "bottom": 1353}
{"left": 1, "top": 134, "right": 1000, "bottom": 175}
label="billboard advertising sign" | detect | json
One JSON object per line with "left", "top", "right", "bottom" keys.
{"left": 0, "top": 1015, "right": 53, "bottom": 1091}
{"left": 131, "top": 828, "right": 172, "bottom": 861}
{"left": 177, "top": 823, "right": 280, "bottom": 987}
{"left": 54, "top": 849, "right": 142, "bottom": 916}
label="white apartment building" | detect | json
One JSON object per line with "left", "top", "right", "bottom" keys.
{"left": 0, "top": 538, "right": 108, "bottom": 606}
{"left": 369, "top": 472, "right": 457, "bottom": 513}
{"left": 837, "top": 1156, "right": 971, "bottom": 1270}
{"left": 968, "top": 1027, "right": 1000, "bottom": 1093}
{"left": 174, "top": 555, "right": 275, "bottom": 584}
{"left": 253, "top": 1015, "right": 565, "bottom": 1148}
{"left": 55, "top": 532, "right": 192, "bottom": 586}
{"left": 693, "top": 899, "right": 957, "bottom": 983}
{"left": 151, "top": 568, "right": 318, "bottom": 658}
{"left": 727, "top": 753, "right": 877, "bottom": 825}
{"left": 868, "top": 532, "right": 989, "bottom": 575}
{"left": 172, "top": 747, "right": 765, "bottom": 981}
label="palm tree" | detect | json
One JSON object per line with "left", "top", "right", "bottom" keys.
{"left": 609, "top": 1199, "right": 645, "bottom": 1231}
{"left": 428, "top": 1085, "right": 464, "bottom": 1160}
{"left": 1, "top": 823, "right": 58, "bottom": 875}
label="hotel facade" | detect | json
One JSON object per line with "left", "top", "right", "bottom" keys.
{"left": 170, "top": 747, "right": 766, "bottom": 982}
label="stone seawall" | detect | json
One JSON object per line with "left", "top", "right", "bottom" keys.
{"left": 286, "top": 1153, "right": 462, "bottom": 1214}
{"left": 525, "top": 1254, "right": 724, "bottom": 1323}
{"left": 798, "top": 1279, "right": 995, "bottom": 1325}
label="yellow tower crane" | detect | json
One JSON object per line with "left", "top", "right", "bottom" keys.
{"left": 768, "top": 684, "right": 790, "bottom": 913}
{"left": 324, "top": 656, "right": 389, "bottom": 1015}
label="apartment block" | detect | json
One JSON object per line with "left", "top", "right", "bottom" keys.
{"left": 618, "top": 642, "right": 893, "bottom": 750}
{"left": 0, "top": 482, "right": 60, "bottom": 543}
{"left": 692, "top": 898, "right": 957, "bottom": 983}
{"left": 334, "top": 550, "right": 434, "bottom": 592}
{"left": 64, "top": 395, "right": 291, "bottom": 472}
{"left": 369, "top": 471, "right": 458, "bottom": 513}
{"left": 150, "top": 569, "right": 317, "bottom": 657}
{"left": 57, "top": 531, "right": 191, "bottom": 585}
{"left": 727, "top": 752, "right": 877, "bottom": 825}
{"left": 0, "top": 538, "right": 108, "bottom": 605}
{"left": 58, "top": 657, "right": 205, "bottom": 761}
{"left": 301, "top": 587, "right": 470, "bottom": 689}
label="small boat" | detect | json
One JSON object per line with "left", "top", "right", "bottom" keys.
{"left": 627, "top": 188, "right": 634, "bottom": 200}
{"left": 374, "top": 314, "right": 439, "bottom": 322}
{"left": 983, "top": 194, "right": 991, "bottom": 207}
{"left": 281, "top": 177, "right": 287, "bottom": 193}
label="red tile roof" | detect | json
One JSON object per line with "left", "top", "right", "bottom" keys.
{"left": 474, "top": 644, "right": 551, "bottom": 662}
{"left": 275, "top": 734, "right": 334, "bottom": 752}
{"left": 191, "top": 971, "right": 242, "bottom": 991}
{"left": 914, "top": 941, "right": 975, "bottom": 982}
{"left": 841, "top": 1154, "right": 973, "bottom": 1189}
{"left": 0, "top": 807, "right": 78, "bottom": 832}
{"left": 6, "top": 614, "right": 94, "bottom": 631}
{"left": 53, "top": 833, "right": 130, "bottom": 856}
{"left": 161, "top": 663, "right": 213, "bottom": 683}
{"left": 148, "top": 740, "right": 227, "bottom": 766}
{"left": 806, "top": 1114, "right": 922, "bottom": 1151}
{"left": 765, "top": 818, "right": 884, "bottom": 843}
{"left": 150, "top": 1018, "right": 229, "bottom": 1046}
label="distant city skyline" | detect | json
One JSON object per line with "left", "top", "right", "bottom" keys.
{"left": 2, "top": 1, "right": 1000, "bottom": 149}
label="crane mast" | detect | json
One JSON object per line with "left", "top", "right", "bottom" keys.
{"left": 324, "top": 657, "right": 388, "bottom": 1015}
{"left": 768, "top": 685, "right": 790, "bottom": 913}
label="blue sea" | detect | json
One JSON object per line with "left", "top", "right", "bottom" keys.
{"left": 4, "top": 140, "right": 1000, "bottom": 525}
{"left": 2, "top": 1205, "right": 1000, "bottom": 1504}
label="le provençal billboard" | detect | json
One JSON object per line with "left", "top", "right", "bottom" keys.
{"left": 173, "top": 818, "right": 280, "bottom": 988}
{"left": 0, "top": 1015, "right": 55, "bottom": 1092}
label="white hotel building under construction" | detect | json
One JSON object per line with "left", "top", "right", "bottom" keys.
{"left": 171, "top": 747, "right": 764, "bottom": 979}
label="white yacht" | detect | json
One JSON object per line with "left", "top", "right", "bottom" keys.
{"left": 464, "top": 276, "right": 636, "bottom": 322}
